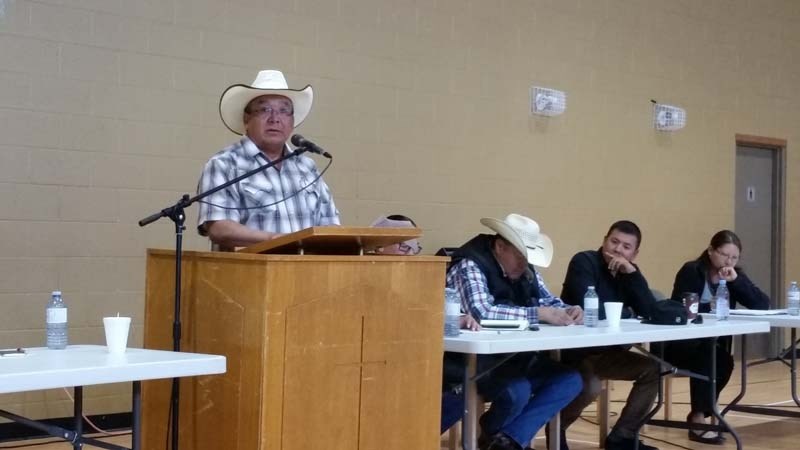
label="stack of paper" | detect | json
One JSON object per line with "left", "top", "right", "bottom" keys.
{"left": 729, "top": 309, "right": 788, "bottom": 316}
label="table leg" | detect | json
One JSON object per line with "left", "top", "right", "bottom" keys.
{"left": 722, "top": 335, "right": 748, "bottom": 416}
{"left": 132, "top": 381, "right": 141, "bottom": 450}
{"left": 791, "top": 329, "right": 799, "bottom": 406}
{"left": 463, "top": 354, "right": 478, "bottom": 450}
{"left": 73, "top": 386, "right": 83, "bottom": 449}
{"left": 633, "top": 345, "right": 666, "bottom": 449}
{"left": 547, "top": 350, "right": 562, "bottom": 450}
{"left": 708, "top": 337, "right": 742, "bottom": 450}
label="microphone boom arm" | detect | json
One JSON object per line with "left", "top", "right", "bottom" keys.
{"left": 138, "top": 146, "right": 313, "bottom": 227}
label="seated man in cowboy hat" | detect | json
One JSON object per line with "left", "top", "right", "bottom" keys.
{"left": 197, "top": 69, "right": 340, "bottom": 249}
{"left": 558, "top": 220, "right": 660, "bottom": 450}
{"left": 446, "top": 213, "right": 584, "bottom": 450}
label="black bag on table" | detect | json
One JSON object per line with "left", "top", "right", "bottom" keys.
{"left": 641, "top": 299, "right": 687, "bottom": 325}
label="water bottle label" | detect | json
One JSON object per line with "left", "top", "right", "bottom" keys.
{"left": 47, "top": 308, "right": 67, "bottom": 324}
{"left": 716, "top": 299, "right": 728, "bottom": 319}
{"left": 789, "top": 293, "right": 800, "bottom": 301}
{"left": 584, "top": 308, "right": 599, "bottom": 327}
{"left": 584, "top": 297, "right": 598, "bottom": 309}
{"left": 445, "top": 302, "right": 461, "bottom": 315}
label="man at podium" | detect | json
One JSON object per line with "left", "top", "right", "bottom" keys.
{"left": 196, "top": 69, "right": 340, "bottom": 250}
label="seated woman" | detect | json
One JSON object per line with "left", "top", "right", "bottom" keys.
{"left": 662, "top": 230, "right": 770, "bottom": 444}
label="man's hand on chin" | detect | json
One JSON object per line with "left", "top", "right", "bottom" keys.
{"left": 604, "top": 252, "right": 637, "bottom": 275}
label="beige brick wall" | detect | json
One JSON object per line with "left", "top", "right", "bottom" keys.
{"left": 1, "top": 0, "right": 799, "bottom": 421}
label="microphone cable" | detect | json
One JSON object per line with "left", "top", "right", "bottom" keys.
{"left": 196, "top": 155, "right": 333, "bottom": 212}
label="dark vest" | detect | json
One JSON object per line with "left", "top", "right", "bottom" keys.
{"left": 451, "top": 234, "right": 544, "bottom": 383}
{"left": 451, "top": 234, "right": 541, "bottom": 307}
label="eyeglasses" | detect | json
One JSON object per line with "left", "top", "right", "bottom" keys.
{"left": 247, "top": 105, "right": 294, "bottom": 118}
{"left": 397, "top": 241, "right": 422, "bottom": 255}
{"left": 714, "top": 248, "right": 739, "bottom": 263}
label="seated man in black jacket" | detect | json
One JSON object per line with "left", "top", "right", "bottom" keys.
{"left": 559, "top": 220, "right": 660, "bottom": 450}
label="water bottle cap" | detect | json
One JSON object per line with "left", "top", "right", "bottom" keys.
{"left": 588, "top": 286, "right": 595, "bottom": 289}
{"left": 719, "top": 279, "right": 726, "bottom": 285}
{"left": 52, "top": 290, "right": 62, "bottom": 296}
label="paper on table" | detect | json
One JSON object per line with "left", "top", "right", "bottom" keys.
{"left": 480, "top": 319, "right": 530, "bottom": 330}
{"left": 729, "top": 309, "right": 788, "bottom": 316}
{"left": 460, "top": 329, "right": 522, "bottom": 334}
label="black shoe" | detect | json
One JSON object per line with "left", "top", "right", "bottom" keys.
{"left": 686, "top": 412, "right": 725, "bottom": 445}
{"left": 478, "top": 433, "right": 490, "bottom": 450}
{"left": 688, "top": 429, "right": 725, "bottom": 445}
{"left": 544, "top": 426, "right": 569, "bottom": 450}
{"left": 605, "top": 435, "right": 658, "bottom": 450}
{"left": 479, "top": 432, "right": 523, "bottom": 450}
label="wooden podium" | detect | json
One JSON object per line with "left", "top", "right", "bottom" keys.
{"left": 142, "top": 227, "right": 448, "bottom": 450}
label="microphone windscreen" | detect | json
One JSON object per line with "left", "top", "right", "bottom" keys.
{"left": 290, "top": 134, "right": 305, "bottom": 147}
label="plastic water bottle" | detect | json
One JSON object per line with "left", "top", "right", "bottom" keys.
{"left": 788, "top": 281, "right": 800, "bottom": 316}
{"left": 715, "top": 280, "right": 730, "bottom": 321}
{"left": 584, "top": 286, "right": 599, "bottom": 328}
{"left": 46, "top": 290, "right": 68, "bottom": 349}
{"left": 444, "top": 288, "right": 461, "bottom": 337}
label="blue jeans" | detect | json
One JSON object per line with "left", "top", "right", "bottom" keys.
{"left": 441, "top": 390, "right": 465, "bottom": 433}
{"left": 478, "top": 356, "right": 582, "bottom": 448}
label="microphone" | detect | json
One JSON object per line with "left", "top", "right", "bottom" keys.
{"left": 291, "top": 134, "right": 331, "bottom": 158}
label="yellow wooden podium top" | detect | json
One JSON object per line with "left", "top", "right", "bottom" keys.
{"left": 236, "top": 226, "right": 422, "bottom": 255}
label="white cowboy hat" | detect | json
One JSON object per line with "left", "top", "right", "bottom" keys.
{"left": 480, "top": 213, "right": 554, "bottom": 268}
{"left": 219, "top": 69, "right": 313, "bottom": 135}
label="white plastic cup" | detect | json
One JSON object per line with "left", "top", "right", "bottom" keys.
{"left": 103, "top": 316, "right": 131, "bottom": 354}
{"left": 604, "top": 302, "right": 624, "bottom": 329}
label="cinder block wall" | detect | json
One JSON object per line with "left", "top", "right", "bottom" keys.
{"left": 1, "top": 0, "right": 799, "bottom": 420}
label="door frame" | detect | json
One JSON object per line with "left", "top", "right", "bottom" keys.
{"left": 735, "top": 134, "right": 787, "bottom": 355}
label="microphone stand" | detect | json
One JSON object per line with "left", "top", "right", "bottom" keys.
{"left": 137, "top": 146, "right": 314, "bottom": 450}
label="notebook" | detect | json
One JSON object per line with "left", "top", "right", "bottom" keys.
{"left": 728, "top": 309, "right": 788, "bottom": 316}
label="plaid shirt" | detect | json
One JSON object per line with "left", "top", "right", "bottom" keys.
{"left": 197, "top": 137, "right": 340, "bottom": 235}
{"left": 446, "top": 258, "right": 568, "bottom": 325}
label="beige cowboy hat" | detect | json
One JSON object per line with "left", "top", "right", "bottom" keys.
{"left": 481, "top": 213, "right": 554, "bottom": 268}
{"left": 219, "top": 69, "right": 313, "bottom": 135}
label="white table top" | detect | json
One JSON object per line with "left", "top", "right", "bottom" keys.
{"left": 720, "top": 312, "right": 800, "bottom": 328}
{"left": 0, "top": 345, "right": 226, "bottom": 394}
{"left": 444, "top": 318, "right": 770, "bottom": 354}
